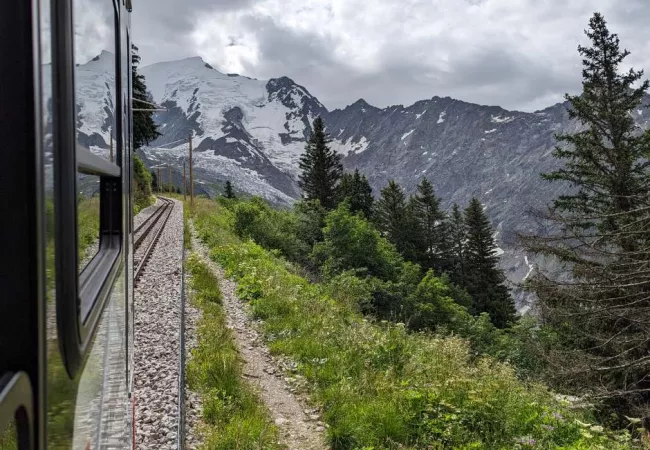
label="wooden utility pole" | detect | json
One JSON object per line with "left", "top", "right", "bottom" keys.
{"left": 189, "top": 134, "right": 194, "bottom": 208}
{"left": 168, "top": 166, "right": 172, "bottom": 194}
{"left": 183, "top": 161, "right": 187, "bottom": 201}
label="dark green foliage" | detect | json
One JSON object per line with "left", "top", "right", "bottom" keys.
{"left": 374, "top": 180, "right": 418, "bottom": 260}
{"left": 410, "top": 178, "right": 447, "bottom": 273}
{"left": 313, "top": 202, "right": 406, "bottom": 282}
{"left": 522, "top": 13, "right": 650, "bottom": 415}
{"left": 132, "top": 45, "right": 161, "bottom": 149}
{"left": 447, "top": 204, "right": 466, "bottom": 286}
{"left": 298, "top": 117, "right": 343, "bottom": 209}
{"left": 232, "top": 198, "right": 306, "bottom": 263}
{"left": 464, "top": 198, "right": 516, "bottom": 328}
{"left": 150, "top": 169, "right": 158, "bottom": 190}
{"left": 224, "top": 180, "right": 236, "bottom": 199}
{"left": 132, "top": 155, "right": 152, "bottom": 211}
{"left": 294, "top": 200, "right": 327, "bottom": 249}
{"left": 337, "top": 169, "right": 374, "bottom": 218}
{"left": 405, "top": 270, "right": 473, "bottom": 332}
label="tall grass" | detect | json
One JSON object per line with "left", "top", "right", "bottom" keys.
{"left": 186, "top": 254, "right": 282, "bottom": 450}
{"left": 192, "top": 198, "right": 638, "bottom": 450}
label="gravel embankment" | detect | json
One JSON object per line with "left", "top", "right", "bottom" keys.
{"left": 133, "top": 198, "right": 184, "bottom": 450}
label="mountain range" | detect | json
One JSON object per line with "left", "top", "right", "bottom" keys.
{"left": 76, "top": 52, "right": 650, "bottom": 308}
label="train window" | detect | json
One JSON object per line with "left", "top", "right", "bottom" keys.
{"left": 54, "top": 0, "right": 124, "bottom": 377}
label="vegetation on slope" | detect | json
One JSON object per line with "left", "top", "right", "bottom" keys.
{"left": 192, "top": 198, "right": 637, "bottom": 449}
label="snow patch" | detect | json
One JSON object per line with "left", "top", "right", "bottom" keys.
{"left": 422, "top": 151, "right": 428, "bottom": 155}
{"left": 401, "top": 129, "right": 415, "bottom": 140}
{"left": 416, "top": 110, "right": 427, "bottom": 119}
{"left": 490, "top": 114, "right": 514, "bottom": 123}
{"left": 437, "top": 111, "right": 446, "bottom": 124}
{"left": 522, "top": 255, "right": 535, "bottom": 281}
{"left": 331, "top": 136, "right": 370, "bottom": 155}
{"left": 484, "top": 128, "right": 497, "bottom": 134}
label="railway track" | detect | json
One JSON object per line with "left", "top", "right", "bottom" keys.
{"left": 134, "top": 197, "right": 175, "bottom": 282}
{"left": 90, "top": 197, "right": 177, "bottom": 449}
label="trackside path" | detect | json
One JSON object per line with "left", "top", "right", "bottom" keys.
{"left": 189, "top": 223, "right": 328, "bottom": 450}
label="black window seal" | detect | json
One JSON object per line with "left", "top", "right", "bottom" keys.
{"left": 52, "top": 0, "right": 124, "bottom": 378}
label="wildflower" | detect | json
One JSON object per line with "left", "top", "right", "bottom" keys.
{"left": 551, "top": 412, "right": 565, "bottom": 422}
{"left": 541, "top": 424, "right": 555, "bottom": 431}
{"left": 515, "top": 437, "right": 536, "bottom": 446}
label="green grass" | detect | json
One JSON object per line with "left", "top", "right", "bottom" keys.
{"left": 191, "top": 198, "right": 639, "bottom": 450}
{"left": 78, "top": 196, "right": 100, "bottom": 261}
{"left": 186, "top": 253, "right": 283, "bottom": 450}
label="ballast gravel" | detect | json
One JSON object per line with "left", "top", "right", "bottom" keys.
{"left": 133, "top": 198, "right": 183, "bottom": 450}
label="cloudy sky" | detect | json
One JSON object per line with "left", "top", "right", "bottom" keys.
{"left": 132, "top": 0, "right": 650, "bottom": 112}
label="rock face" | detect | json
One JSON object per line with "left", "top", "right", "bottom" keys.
{"left": 75, "top": 53, "right": 650, "bottom": 306}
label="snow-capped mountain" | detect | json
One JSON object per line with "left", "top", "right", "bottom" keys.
{"left": 73, "top": 52, "right": 650, "bottom": 307}
{"left": 138, "top": 56, "right": 327, "bottom": 203}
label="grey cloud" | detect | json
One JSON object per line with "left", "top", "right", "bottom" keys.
{"left": 133, "top": 0, "right": 650, "bottom": 112}
{"left": 132, "top": 0, "right": 259, "bottom": 64}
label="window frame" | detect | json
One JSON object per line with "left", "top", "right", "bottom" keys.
{"left": 53, "top": 0, "right": 124, "bottom": 378}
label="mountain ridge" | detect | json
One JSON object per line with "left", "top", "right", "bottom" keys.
{"left": 74, "top": 52, "right": 650, "bottom": 307}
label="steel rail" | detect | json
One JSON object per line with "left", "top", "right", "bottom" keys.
{"left": 134, "top": 197, "right": 174, "bottom": 282}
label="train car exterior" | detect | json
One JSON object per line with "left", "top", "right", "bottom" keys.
{"left": 0, "top": 0, "right": 135, "bottom": 448}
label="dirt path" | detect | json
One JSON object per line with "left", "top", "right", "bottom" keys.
{"left": 190, "top": 226, "right": 329, "bottom": 450}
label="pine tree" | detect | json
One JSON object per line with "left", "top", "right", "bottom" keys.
{"left": 338, "top": 169, "right": 374, "bottom": 218}
{"left": 224, "top": 180, "right": 236, "bottom": 199}
{"left": 298, "top": 117, "right": 343, "bottom": 210}
{"left": 411, "top": 178, "right": 447, "bottom": 272}
{"left": 375, "top": 180, "right": 417, "bottom": 260}
{"left": 446, "top": 203, "right": 466, "bottom": 286}
{"left": 464, "top": 198, "right": 515, "bottom": 328}
{"left": 522, "top": 13, "right": 650, "bottom": 413}
{"left": 132, "top": 45, "right": 161, "bottom": 149}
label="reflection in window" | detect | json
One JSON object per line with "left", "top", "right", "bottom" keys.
{"left": 77, "top": 174, "right": 101, "bottom": 271}
{"left": 74, "top": 0, "right": 116, "bottom": 165}
{"left": 74, "top": 0, "right": 116, "bottom": 273}
{"left": 0, "top": 420, "right": 18, "bottom": 450}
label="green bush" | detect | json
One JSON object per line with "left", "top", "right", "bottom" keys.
{"left": 133, "top": 155, "right": 153, "bottom": 213}
{"left": 192, "top": 198, "right": 636, "bottom": 450}
{"left": 232, "top": 197, "right": 308, "bottom": 263}
{"left": 313, "top": 203, "right": 407, "bottom": 282}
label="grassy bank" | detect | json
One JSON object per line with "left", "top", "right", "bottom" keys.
{"left": 191, "top": 198, "right": 637, "bottom": 450}
{"left": 186, "top": 254, "right": 282, "bottom": 450}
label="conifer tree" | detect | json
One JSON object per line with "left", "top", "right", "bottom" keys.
{"left": 411, "top": 178, "right": 447, "bottom": 272}
{"left": 464, "top": 198, "right": 515, "bottom": 328}
{"left": 132, "top": 45, "right": 161, "bottom": 149}
{"left": 447, "top": 203, "right": 466, "bottom": 286}
{"left": 375, "top": 180, "right": 417, "bottom": 260}
{"left": 224, "top": 180, "right": 236, "bottom": 199}
{"left": 522, "top": 13, "right": 650, "bottom": 412}
{"left": 298, "top": 117, "right": 343, "bottom": 209}
{"left": 337, "top": 169, "right": 374, "bottom": 218}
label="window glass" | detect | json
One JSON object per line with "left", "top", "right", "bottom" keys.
{"left": 74, "top": 0, "right": 116, "bottom": 273}
{"left": 77, "top": 174, "right": 101, "bottom": 268}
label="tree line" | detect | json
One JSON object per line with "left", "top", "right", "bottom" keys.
{"left": 299, "top": 116, "right": 516, "bottom": 327}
